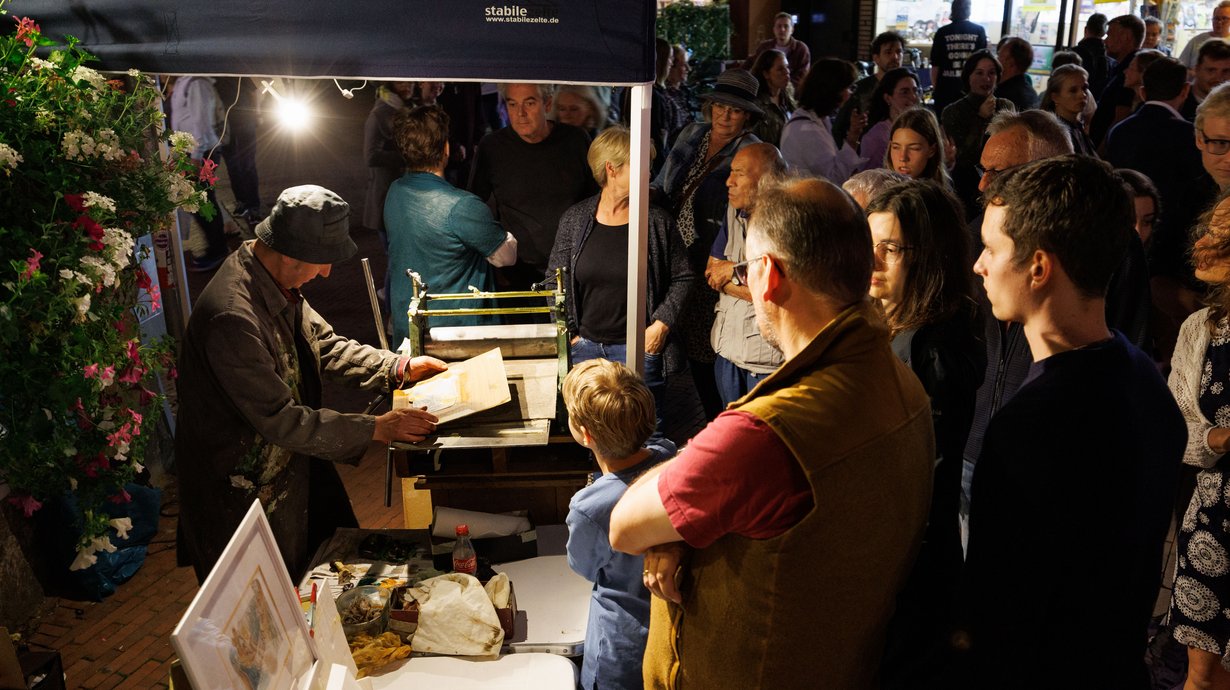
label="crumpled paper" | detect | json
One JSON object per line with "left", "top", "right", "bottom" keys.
{"left": 484, "top": 572, "right": 510, "bottom": 609}
{"left": 407, "top": 573, "right": 504, "bottom": 656}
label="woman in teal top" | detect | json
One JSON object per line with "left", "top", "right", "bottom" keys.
{"left": 384, "top": 105, "right": 517, "bottom": 345}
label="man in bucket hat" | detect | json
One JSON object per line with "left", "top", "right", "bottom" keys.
{"left": 175, "top": 185, "right": 446, "bottom": 583}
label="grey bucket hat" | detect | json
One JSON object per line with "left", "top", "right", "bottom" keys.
{"left": 255, "top": 185, "right": 357, "bottom": 264}
{"left": 700, "top": 68, "right": 764, "bottom": 117}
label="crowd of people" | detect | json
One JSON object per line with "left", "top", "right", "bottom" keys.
{"left": 171, "top": 2, "right": 1230, "bottom": 688}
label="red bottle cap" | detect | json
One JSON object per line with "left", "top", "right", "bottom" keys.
{"left": 456, "top": 524, "right": 470, "bottom": 536}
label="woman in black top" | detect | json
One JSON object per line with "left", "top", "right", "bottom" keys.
{"left": 548, "top": 127, "right": 693, "bottom": 429}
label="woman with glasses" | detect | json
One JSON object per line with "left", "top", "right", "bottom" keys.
{"left": 1168, "top": 193, "right": 1230, "bottom": 688}
{"left": 1041, "top": 64, "right": 1097, "bottom": 157}
{"left": 652, "top": 68, "right": 762, "bottom": 420}
{"left": 780, "top": 58, "right": 865, "bottom": 185}
{"left": 864, "top": 179, "right": 983, "bottom": 686}
{"left": 888, "top": 107, "right": 952, "bottom": 188}
{"left": 857, "top": 67, "right": 922, "bottom": 174}
{"left": 749, "top": 49, "right": 795, "bottom": 146}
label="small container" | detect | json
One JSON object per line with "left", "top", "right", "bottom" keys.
{"left": 336, "top": 585, "right": 390, "bottom": 642}
{"left": 453, "top": 524, "right": 477, "bottom": 575}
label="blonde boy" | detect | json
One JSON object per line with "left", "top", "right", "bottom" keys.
{"left": 563, "top": 359, "right": 675, "bottom": 690}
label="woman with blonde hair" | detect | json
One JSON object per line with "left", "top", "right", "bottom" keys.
{"left": 1041, "top": 64, "right": 1096, "bottom": 156}
{"left": 550, "top": 126, "right": 693, "bottom": 429}
{"left": 887, "top": 107, "right": 951, "bottom": 188}
{"left": 554, "top": 85, "right": 608, "bottom": 137}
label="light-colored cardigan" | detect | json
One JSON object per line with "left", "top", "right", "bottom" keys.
{"left": 1169, "top": 307, "right": 1223, "bottom": 468}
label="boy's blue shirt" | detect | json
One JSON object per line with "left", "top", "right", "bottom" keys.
{"left": 566, "top": 439, "right": 676, "bottom": 690}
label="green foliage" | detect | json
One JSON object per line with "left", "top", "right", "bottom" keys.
{"left": 0, "top": 4, "right": 212, "bottom": 568}
{"left": 657, "top": 1, "right": 732, "bottom": 67}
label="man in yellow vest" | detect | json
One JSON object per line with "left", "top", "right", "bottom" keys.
{"left": 610, "top": 177, "right": 935, "bottom": 689}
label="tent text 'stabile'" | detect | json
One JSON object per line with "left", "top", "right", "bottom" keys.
{"left": 20, "top": 0, "right": 656, "bottom": 84}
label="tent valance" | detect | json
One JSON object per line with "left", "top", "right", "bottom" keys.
{"left": 21, "top": 0, "right": 656, "bottom": 85}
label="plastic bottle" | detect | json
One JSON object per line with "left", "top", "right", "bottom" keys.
{"left": 452, "top": 524, "right": 477, "bottom": 575}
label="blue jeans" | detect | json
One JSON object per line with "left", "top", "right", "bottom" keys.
{"left": 714, "top": 355, "right": 771, "bottom": 407}
{"left": 571, "top": 337, "right": 667, "bottom": 431}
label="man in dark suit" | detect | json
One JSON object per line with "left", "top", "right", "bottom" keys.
{"left": 1106, "top": 56, "right": 1204, "bottom": 283}
{"left": 1090, "top": 14, "right": 1146, "bottom": 147}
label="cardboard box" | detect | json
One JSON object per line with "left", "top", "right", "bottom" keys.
{"left": 431, "top": 529, "right": 538, "bottom": 570}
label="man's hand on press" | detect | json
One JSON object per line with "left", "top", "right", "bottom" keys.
{"left": 373, "top": 407, "right": 439, "bottom": 444}
{"left": 396, "top": 356, "right": 448, "bottom": 387}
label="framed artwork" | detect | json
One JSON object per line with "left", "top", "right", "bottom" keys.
{"left": 172, "top": 500, "right": 316, "bottom": 690}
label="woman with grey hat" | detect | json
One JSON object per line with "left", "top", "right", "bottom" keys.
{"left": 781, "top": 57, "right": 867, "bottom": 185}
{"left": 651, "top": 68, "right": 762, "bottom": 421}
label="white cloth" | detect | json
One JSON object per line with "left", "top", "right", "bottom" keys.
{"left": 170, "top": 77, "right": 223, "bottom": 158}
{"left": 408, "top": 574, "right": 505, "bottom": 656}
{"left": 1169, "top": 307, "right": 1223, "bottom": 468}
{"left": 486, "top": 232, "right": 518, "bottom": 268}
{"left": 780, "top": 108, "right": 865, "bottom": 185}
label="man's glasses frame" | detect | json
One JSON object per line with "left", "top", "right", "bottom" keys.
{"left": 1200, "top": 129, "right": 1230, "bottom": 156}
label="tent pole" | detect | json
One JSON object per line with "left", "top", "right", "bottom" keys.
{"left": 155, "top": 75, "right": 194, "bottom": 331}
{"left": 626, "top": 83, "right": 652, "bottom": 376}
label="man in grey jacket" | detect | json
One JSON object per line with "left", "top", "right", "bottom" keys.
{"left": 704, "top": 143, "right": 787, "bottom": 405}
{"left": 175, "top": 185, "right": 445, "bottom": 583}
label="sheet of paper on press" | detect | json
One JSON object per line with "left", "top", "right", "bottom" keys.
{"left": 431, "top": 506, "right": 531, "bottom": 540}
{"left": 393, "top": 347, "right": 511, "bottom": 424}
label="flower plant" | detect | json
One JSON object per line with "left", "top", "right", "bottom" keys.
{"left": 0, "top": 6, "right": 213, "bottom": 570}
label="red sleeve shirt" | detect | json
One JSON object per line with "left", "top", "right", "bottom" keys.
{"left": 658, "top": 410, "right": 814, "bottom": 548}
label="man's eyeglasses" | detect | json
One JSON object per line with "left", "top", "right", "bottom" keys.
{"left": 731, "top": 254, "right": 770, "bottom": 286}
{"left": 974, "top": 164, "right": 1013, "bottom": 183}
{"left": 873, "top": 240, "right": 913, "bottom": 265}
{"left": 1201, "top": 129, "right": 1230, "bottom": 156}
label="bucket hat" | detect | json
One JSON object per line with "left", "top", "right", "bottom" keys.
{"left": 700, "top": 68, "right": 764, "bottom": 117}
{"left": 255, "top": 185, "right": 357, "bottom": 264}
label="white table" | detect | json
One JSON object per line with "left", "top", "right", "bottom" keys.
{"left": 494, "top": 555, "right": 592, "bottom": 656}
{"left": 365, "top": 653, "right": 577, "bottom": 689}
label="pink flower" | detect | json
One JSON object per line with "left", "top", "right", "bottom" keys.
{"left": 197, "top": 158, "right": 218, "bottom": 186}
{"left": 126, "top": 339, "right": 141, "bottom": 365}
{"left": 14, "top": 17, "right": 39, "bottom": 48}
{"left": 7, "top": 493, "right": 42, "bottom": 518}
{"left": 108, "top": 488, "right": 132, "bottom": 505}
{"left": 19, "top": 248, "right": 42, "bottom": 280}
{"left": 138, "top": 386, "right": 156, "bottom": 406}
{"left": 99, "top": 365, "right": 115, "bottom": 387}
{"left": 129, "top": 410, "right": 143, "bottom": 427}
{"left": 82, "top": 363, "right": 99, "bottom": 379}
{"left": 168, "top": 366, "right": 178, "bottom": 380}
{"left": 135, "top": 268, "right": 152, "bottom": 291}
{"left": 117, "top": 366, "right": 144, "bottom": 385}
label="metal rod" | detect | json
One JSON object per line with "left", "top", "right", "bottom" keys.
{"left": 421, "top": 290, "right": 559, "bottom": 300}
{"left": 413, "top": 306, "right": 556, "bottom": 317}
{"left": 361, "top": 258, "right": 389, "bottom": 352}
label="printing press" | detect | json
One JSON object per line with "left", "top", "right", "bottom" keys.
{"left": 382, "top": 270, "right": 590, "bottom": 525}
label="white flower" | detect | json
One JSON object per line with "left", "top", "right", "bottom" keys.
{"left": 127, "top": 68, "right": 140, "bottom": 77}
{"left": 80, "top": 256, "right": 117, "bottom": 288}
{"left": 29, "top": 57, "right": 55, "bottom": 70}
{"left": 0, "top": 305, "right": 8, "bottom": 320}
{"left": 110, "top": 518, "right": 133, "bottom": 540}
{"left": 82, "top": 192, "right": 116, "bottom": 213}
{"left": 42, "top": 408, "right": 52, "bottom": 421}
{"left": 230, "top": 475, "right": 255, "bottom": 490}
{"left": 71, "top": 65, "right": 106, "bottom": 91}
{"left": 34, "top": 109, "right": 54, "bottom": 130}
{"left": 0, "top": 143, "right": 23, "bottom": 170}
{"left": 68, "top": 477, "right": 78, "bottom": 491}
{"left": 61, "top": 130, "right": 92, "bottom": 161}
{"left": 72, "top": 294, "right": 91, "bottom": 322}
{"left": 62, "top": 446, "right": 76, "bottom": 456}
{"left": 132, "top": 461, "right": 145, "bottom": 474}
{"left": 168, "top": 131, "right": 197, "bottom": 153}
{"left": 69, "top": 548, "right": 97, "bottom": 571}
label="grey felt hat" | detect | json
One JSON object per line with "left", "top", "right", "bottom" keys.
{"left": 255, "top": 185, "right": 357, "bottom": 264}
{"left": 700, "top": 68, "right": 764, "bottom": 117}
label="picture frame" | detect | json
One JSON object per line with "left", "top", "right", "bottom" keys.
{"left": 171, "top": 500, "right": 317, "bottom": 690}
